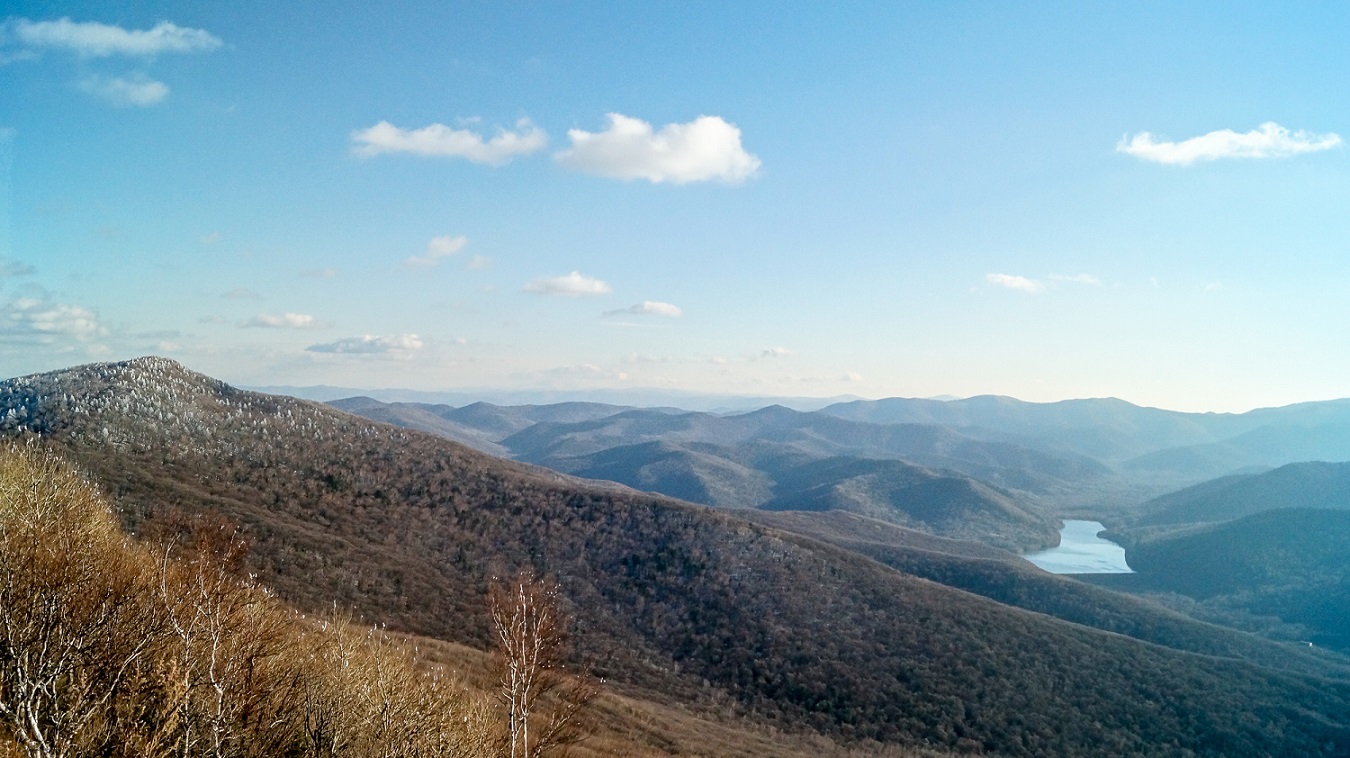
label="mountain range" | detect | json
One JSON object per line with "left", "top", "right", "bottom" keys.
{"left": 331, "top": 391, "right": 1350, "bottom": 527}
{"left": 6, "top": 358, "right": 1350, "bottom": 755}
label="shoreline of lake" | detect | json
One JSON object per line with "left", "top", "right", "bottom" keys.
{"left": 1024, "top": 519, "right": 1133, "bottom": 574}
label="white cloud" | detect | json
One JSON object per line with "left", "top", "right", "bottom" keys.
{"left": 1117, "top": 122, "right": 1342, "bottom": 166}
{"left": 0, "top": 297, "right": 107, "bottom": 343}
{"left": 13, "top": 18, "right": 223, "bottom": 57}
{"left": 351, "top": 119, "right": 547, "bottom": 165}
{"left": 603, "top": 300, "right": 683, "bottom": 318}
{"left": 242, "top": 312, "right": 323, "bottom": 329}
{"left": 986, "top": 273, "right": 1045, "bottom": 294}
{"left": 306, "top": 334, "right": 423, "bottom": 354}
{"left": 405, "top": 234, "right": 467, "bottom": 267}
{"left": 760, "top": 347, "right": 792, "bottom": 359}
{"left": 556, "top": 113, "right": 760, "bottom": 184}
{"left": 842, "top": 371, "right": 864, "bottom": 382}
{"left": 467, "top": 255, "right": 492, "bottom": 270}
{"left": 1049, "top": 273, "right": 1101, "bottom": 286}
{"left": 78, "top": 74, "right": 169, "bottom": 107}
{"left": 523, "top": 271, "right": 612, "bottom": 297}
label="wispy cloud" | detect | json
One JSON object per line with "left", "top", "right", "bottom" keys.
{"left": 12, "top": 18, "right": 223, "bottom": 57}
{"left": 199, "top": 231, "right": 223, "bottom": 245}
{"left": 0, "top": 259, "right": 35, "bottom": 278}
{"left": 78, "top": 74, "right": 169, "bottom": 106}
{"left": 986, "top": 273, "right": 1045, "bottom": 294}
{"left": 985, "top": 272, "right": 1102, "bottom": 293}
{"left": 405, "top": 234, "right": 467, "bottom": 267}
{"left": 760, "top": 347, "right": 792, "bottom": 359}
{"left": 300, "top": 267, "right": 338, "bottom": 279}
{"left": 0, "top": 296, "right": 107, "bottom": 343}
{"left": 306, "top": 334, "right": 423, "bottom": 354}
{"left": 1049, "top": 273, "right": 1102, "bottom": 286}
{"left": 221, "top": 288, "right": 263, "bottom": 301}
{"left": 523, "top": 271, "right": 612, "bottom": 297}
{"left": 603, "top": 300, "right": 683, "bottom": 318}
{"left": 556, "top": 113, "right": 760, "bottom": 184}
{"left": 466, "top": 255, "right": 492, "bottom": 271}
{"left": 241, "top": 312, "right": 323, "bottom": 329}
{"left": 1117, "top": 122, "right": 1341, "bottom": 165}
{"left": 351, "top": 119, "right": 547, "bottom": 165}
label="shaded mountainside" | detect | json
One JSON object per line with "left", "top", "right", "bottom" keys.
{"left": 328, "top": 396, "right": 513, "bottom": 457}
{"left": 7, "top": 358, "right": 1350, "bottom": 755}
{"left": 745, "top": 510, "right": 1350, "bottom": 680}
{"left": 325, "top": 398, "right": 647, "bottom": 459}
{"left": 544, "top": 440, "right": 776, "bottom": 510}
{"left": 757, "top": 456, "right": 1054, "bottom": 551}
{"left": 339, "top": 397, "right": 1097, "bottom": 545}
{"left": 1123, "top": 509, "right": 1350, "bottom": 653}
{"left": 1123, "top": 423, "right": 1350, "bottom": 482}
{"left": 823, "top": 395, "right": 1350, "bottom": 479}
{"left": 539, "top": 439, "right": 1057, "bottom": 551}
{"left": 818, "top": 395, "right": 1234, "bottom": 462}
{"left": 501, "top": 404, "right": 1111, "bottom": 495}
{"left": 1128, "top": 461, "right": 1350, "bottom": 528}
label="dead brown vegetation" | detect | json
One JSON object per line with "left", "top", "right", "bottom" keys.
{"left": 0, "top": 444, "right": 497, "bottom": 757}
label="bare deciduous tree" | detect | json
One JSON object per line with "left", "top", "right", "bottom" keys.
{"left": 489, "top": 572, "right": 595, "bottom": 758}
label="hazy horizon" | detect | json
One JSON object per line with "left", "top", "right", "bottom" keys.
{"left": 5, "top": 3, "right": 1349, "bottom": 413}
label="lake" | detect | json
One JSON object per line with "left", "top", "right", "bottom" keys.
{"left": 1024, "top": 520, "right": 1133, "bottom": 574}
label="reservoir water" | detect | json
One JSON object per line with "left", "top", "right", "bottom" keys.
{"left": 1024, "top": 520, "right": 1132, "bottom": 574}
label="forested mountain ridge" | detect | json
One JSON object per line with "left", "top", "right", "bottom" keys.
{"left": 335, "top": 397, "right": 1106, "bottom": 542}
{"left": 6, "top": 357, "right": 1350, "bottom": 756}
{"left": 820, "top": 394, "right": 1350, "bottom": 474}
{"left": 1093, "top": 463, "right": 1350, "bottom": 656}
{"left": 1127, "top": 461, "right": 1350, "bottom": 528}
{"left": 338, "top": 391, "right": 1350, "bottom": 521}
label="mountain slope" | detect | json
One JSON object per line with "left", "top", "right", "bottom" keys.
{"left": 1131, "top": 461, "right": 1350, "bottom": 527}
{"left": 545, "top": 440, "right": 776, "bottom": 508}
{"left": 539, "top": 439, "right": 1058, "bottom": 550}
{"left": 758, "top": 456, "right": 1055, "bottom": 550}
{"left": 6, "top": 358, "right": 1350, "bottom": 756}
{"left": 1123, "top": 423, "right": 1350, "bottom": 481}
{"left": 819, "top": 395, "right": 1234, "bottom": 462}
{"left": 1125, "top": 508, "right": 1350, "bottom": 652}
{"left": 741, "top": 509, "right": 1350, "bottom": 679}
{"left": 502, "top": 404, "right": 1110, "bottom": 495}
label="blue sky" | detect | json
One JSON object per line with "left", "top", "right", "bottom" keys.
{"left": 3, "top": 1, "right": 1349, "bottom": 411}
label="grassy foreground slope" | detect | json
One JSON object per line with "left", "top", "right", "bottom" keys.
{"left": 5, "top": 358, "right": 1350, "bottom": 756}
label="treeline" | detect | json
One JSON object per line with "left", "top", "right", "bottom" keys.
{"left": 0, "top": 445, "right": 578, "bottom": 757}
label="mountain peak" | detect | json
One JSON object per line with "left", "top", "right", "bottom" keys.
{"left": 0, "top": 356, "right": 297, "bottom": 448}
